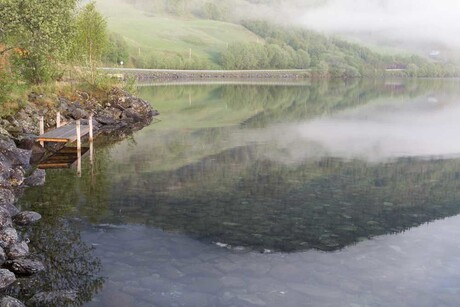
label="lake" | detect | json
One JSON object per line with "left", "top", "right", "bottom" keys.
{"left": 13, "top": 78, "right": 460, "bottom": 306}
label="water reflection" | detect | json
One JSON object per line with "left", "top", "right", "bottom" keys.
{"left": 16, "top": 79, "right": 460, "bottom": 305}
{"left": 83, "top": 215, "right": 460, "bottom": 307}
{"left": 3, "top": 218, "right": 104, "bottom": 305}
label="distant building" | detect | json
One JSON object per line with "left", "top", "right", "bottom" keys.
{"left": 429, "top": 50, "right": 441, "bottom": 58}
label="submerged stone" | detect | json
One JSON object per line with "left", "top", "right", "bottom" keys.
{"left": 4, "top": 258, "right": 44, "bottom": 275}
{"left": 28, "top": 290, "right": 77, "bottom": 307}
{"left": 13, "top": 211, "right": 42, "bottom": 226}
{"left": 24, "top": 170, "right": 46, "bottom": 187}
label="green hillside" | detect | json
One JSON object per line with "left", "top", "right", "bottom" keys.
{"left": 96, "top": 0, "right": 456, "bottom": 77}
{"left": 96, "top": 0, "right": 261, "bottom": 68}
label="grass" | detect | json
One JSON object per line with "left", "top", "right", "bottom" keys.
{"left": 96, "top": 0, "right": 261, "bottom": 67}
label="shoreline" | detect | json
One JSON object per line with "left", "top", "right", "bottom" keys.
{"left": 100, "top": 68, "right": 312, "bottom": 82}
{"left": 0, "top": 87, "right": 157, "bottom": 305}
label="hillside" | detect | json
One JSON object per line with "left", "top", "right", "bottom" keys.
{"left": 96, "top": 0, "right": 261, "bottom": 69}
{"left": 96, "top": 0, "right": 456, "bottom": 77}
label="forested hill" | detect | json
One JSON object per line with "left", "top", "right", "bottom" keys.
{"left": 98, "top": 0, "right": 457, "bottom": 77}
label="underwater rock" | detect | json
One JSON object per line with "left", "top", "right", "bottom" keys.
{"left": 4, "top": 258, "right": 44, "bottom": 275}
{"left": 13, "top": 211, "right": 42, "bottom": 226}
{"left": 28, "top": 290, "right": 78, "bottom": 307}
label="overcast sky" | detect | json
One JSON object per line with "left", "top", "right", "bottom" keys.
{"left": 298, "top": 0, "right": 460, "bottom": 48}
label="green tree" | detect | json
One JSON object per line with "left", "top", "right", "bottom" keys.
{"left": 0, "top": 0, "right": 78, "bottom": 83}
{"left": 75, "top": 1, "right": 108, "bottom": 84}
{"left": 104, "top": 33, "right": 129, "bottom": 65}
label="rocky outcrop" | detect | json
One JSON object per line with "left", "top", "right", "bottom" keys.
{"left": 0, "top": 87, "right": 157, "bottom": 305}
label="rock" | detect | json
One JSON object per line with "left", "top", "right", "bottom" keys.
{"left": 0, "top": 189, "right": 15, "bottom": 207}
{"left": 28, "top": 290, "right": 77, "bottom": 307}
{"left": 13, "top": 211, "right": 42, "bottom": 226}
{"left": 0, "top": 208, "right": 12, "bottom": 229}
{"left": 0, "top": 127, "right": 12, "bottom": 139}
{"left": 15, "top": 135, "right": 37, "bottom": 151}
{"left": 0, "top": 296, "right": 25, "bottom": 307}
{"left": 6, "top": 242, "right": 29, "bottom": 259}
{"left": 23, "top": 170, "right": 46, "bottom": 187}
{"left": 95, "top": 116, "right": 116, "bottom": 125}
{"left": 1, "top": 204, "right": 20, "bottom": 217}
{"left": 0, "top": 269, "right": 15, "bottom": 289}
{"left": 4, "top": 258, "right": 45, "bottom": 275}
{"left": 122, "top": 108, "right": 142, "bottom": 121}
{"left": 0, "top": 139, "right": 31, "bottom": 167}
{"left": 70, "top": 108, "right": 88, "bottom": 120}
{"left": 8, "top": 168, "right": 24, "bottom": 188}
{"left": 0, "top": 247, "right": 6, "bottom": 265}
{"left": 0, "top": 228, "right": 18, "bottom": 248}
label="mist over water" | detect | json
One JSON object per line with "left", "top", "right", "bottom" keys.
{"left": 260, "top": 94, "right": 460, "bottom": 163}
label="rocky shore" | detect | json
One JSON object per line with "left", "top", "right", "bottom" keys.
{"left": 0, "top": 87, "right": 157, "bottom": 306}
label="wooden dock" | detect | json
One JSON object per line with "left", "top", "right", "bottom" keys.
{"left": 35, "top": 115, "right": 95, "bottom": 176}
{"left": 36, "top": 123, "right": 90, "bottom": 143}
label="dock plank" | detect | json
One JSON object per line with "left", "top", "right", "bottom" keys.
{"left": 36, "top": 124, "right": 90, "bottom": 143}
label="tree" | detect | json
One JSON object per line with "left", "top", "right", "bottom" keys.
{"left": 0, "top": 0, "right": 78, "bottom": 83}
{"left": 104, "top": 33, "right": 129, "bottom": 65}
{"left": 75, "top": 1, "right": 108, "bottom": 84}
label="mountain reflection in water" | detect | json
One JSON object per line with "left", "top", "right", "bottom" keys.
{"left": 16, "top": 79, "right": 460, "bottom": 306}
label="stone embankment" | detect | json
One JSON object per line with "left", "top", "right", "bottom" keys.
{"left": 101, "top": 68, "right": 311, "bottom": 82}
{"left": 0, "top": 87, "right": 157, "bottom": 306}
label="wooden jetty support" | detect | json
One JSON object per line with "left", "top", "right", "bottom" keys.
{"left": 38, "top": 147, "right": 89, "bottom": 169}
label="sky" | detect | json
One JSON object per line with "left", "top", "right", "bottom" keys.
{"left": 298, "top": 0, "right": 460, "bottom": 49}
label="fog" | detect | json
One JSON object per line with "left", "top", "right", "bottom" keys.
{"left": 299, "top": 0, "right": 460, "bottom": 51}
{"left": 235, "top": 94, "right": 460, "bottom": 164}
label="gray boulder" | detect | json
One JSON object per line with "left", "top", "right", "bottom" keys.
{"left": 4, "top": 258, "right": 45, "bottom": 275}
{"left": 0, "top": 296, "right": 25, "bottom": 307}
{"left": 0, "top": 208, "right": 12, "bottom": 229}
{"left": 23, "top": 169, "right": 46, "bottom": 187}
{"left": 0, "top": 189, "right": 14, "bottom": 207}
{"left": 6, "top": 242, "right": 29, "bottom": 259}
{"left": 0, "top": 228, "right": 18, "bottom": 248}
{"left": 0, "top": 204, "right": 19, "bottom": 217}
{"left": 0, "top": 269, "right": 15, "bottom": 289}
{"left": 13, "top": 211, "right": 42, "bottom": 226}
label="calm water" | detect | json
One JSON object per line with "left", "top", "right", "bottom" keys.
{"left": 12, "top": 79, "right": 460, "bottom": 306}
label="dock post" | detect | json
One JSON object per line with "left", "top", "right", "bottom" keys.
{"left": 89, "top": 114, "right": 94, "bottom": 166}
{"left": 77, "top": 148, "right": 82, "bottom": 178}
{"left": 89, "top": 114, "right": 93, "bottom": 141}
{"left": 76, "top": 120, "right": 81, "bottom": 150}
{"left": 76, "top": 119, "right": 81, "bottom": 177}
{"left": 39, "top": 116, "right": 44, "bottom": 147}
{"left": 56, "top": 112, "right": 61, "bottom": 128}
